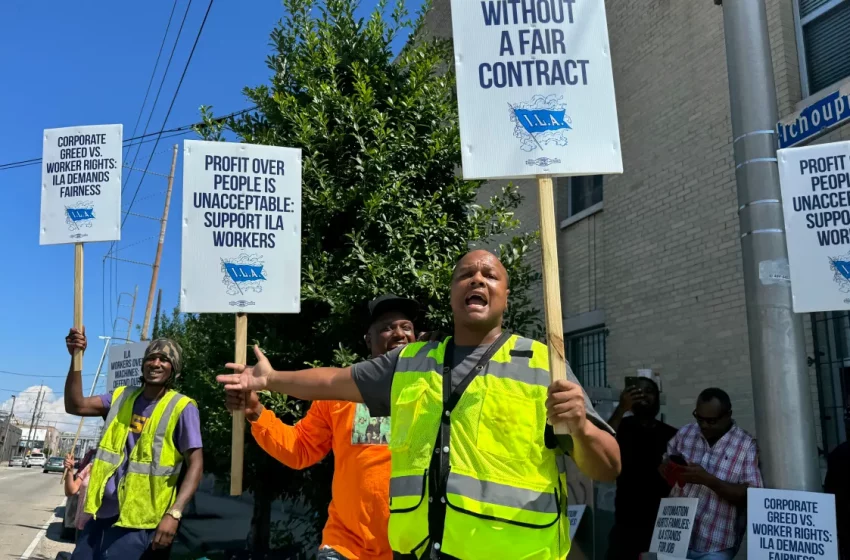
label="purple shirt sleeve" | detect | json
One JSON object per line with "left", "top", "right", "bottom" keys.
{"left": 99, "top": 393, "right": 112, "bottom": 418}
{"left": 173, "top": 403, "right": 203, "bottom": 452}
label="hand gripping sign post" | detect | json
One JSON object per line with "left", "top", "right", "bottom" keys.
{"left": 450, "top": 0, "right": 622, "bottom": 432}
{"left": 777, "top": 140, "right": 850, "bottom": 312}
{"left": 181, "top": 140, "right": 302, "bottom": 495}
{"left": 747, "top": 488, "right": 838, "bottom": 560}
{"left": 41, "top": 125, "right": 122, "bottom": 481}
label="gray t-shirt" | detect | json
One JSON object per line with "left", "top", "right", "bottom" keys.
{"left": 350, "top": 341, "right": 615, "bottom": 444}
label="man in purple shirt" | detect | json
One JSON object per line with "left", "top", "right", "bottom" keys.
{"left": 64, "top": 327, "right": 204, "bottom": 559}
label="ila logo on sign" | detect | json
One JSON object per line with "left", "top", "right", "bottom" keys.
{"left": 509, "top": 95, "right": 571, "bottom": 167}
{"left": 221, "top": 254, "right": 267, "bottom": 307}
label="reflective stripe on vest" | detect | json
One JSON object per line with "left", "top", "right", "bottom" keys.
{"left": 85, "top": 387, "right": 193, "bottom": 528}
{"left": 387, "top": 335, "right": 569, "bottom": 559}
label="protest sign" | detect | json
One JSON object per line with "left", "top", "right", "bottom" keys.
{"left": 777, "top": 140, "right": 850, "bottom": 312}
{"left": 181, "top": 139, "right": 302, "bottom": 495}
{"left": 181, "top": 140, "right": 302, "bottom": 314}
{"left": 747, "top": 488, "right": 838, "bottom": 560}
{"left": 649, "top": 498, "right": 698, "bottom": 557}
{"left": 566, "top": 504, "right": 586, "bottom": 540}
{"left": 106, "top": 342, "right": 149, "bottom": 393}
{"left": 450, "top": 0, "right": 622, "bottom": 180}
{"left": 40, "top": 124, "right": 122, "bottom": 245}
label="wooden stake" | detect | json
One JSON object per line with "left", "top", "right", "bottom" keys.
{"left": 61, "top": 419, "right": 85, "bottom": 484}
{"left": 73, "top": 243, "right": 84, "bottom": 372}
{"left": 537, "top": 176, "right": 570, "bottom": 435}
{"left": 141, "top": 144, "right": 177, "bottom": 341}
{"left": 230, "top": 312, "right": 247, "bottom": 496}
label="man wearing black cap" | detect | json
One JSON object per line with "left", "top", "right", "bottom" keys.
{"left": 226, "top": 294, "right": 420, "bottom": 560}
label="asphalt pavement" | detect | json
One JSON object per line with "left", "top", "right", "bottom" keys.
{"left": 0, "top": 464, "right": 73, "bottom": 559}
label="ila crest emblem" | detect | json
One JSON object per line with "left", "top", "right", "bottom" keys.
{"left": 510, "top": 95, "right": 571, "bottom": 167}
{"left": 221, "top": 254, "right": 267, "bottom": 300}
{"left": 829, "top": 253, "right": 850, "bottom": 293}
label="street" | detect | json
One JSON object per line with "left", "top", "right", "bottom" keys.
{"left": 0, "top": 465, "right": 73, "bottom": 559}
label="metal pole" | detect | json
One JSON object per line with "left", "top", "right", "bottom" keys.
{"left": 25, "top": 386, "right": 43, "bottom": 455}
{"left": 1, "top": 395, "right": 16, "bottom": 462}
{"left": 141, "top": 144, "right": 177, "bottom": 341}
{"left": 719, "top": 0, "right": 820, "bottom": 490}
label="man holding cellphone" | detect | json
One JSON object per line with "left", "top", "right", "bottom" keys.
{"left": 661, "top": 388, "right": 763, "bottom": 560}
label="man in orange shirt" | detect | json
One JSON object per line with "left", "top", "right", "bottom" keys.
{"left": 226, "top": 294, "right": 419, "bottom": 560}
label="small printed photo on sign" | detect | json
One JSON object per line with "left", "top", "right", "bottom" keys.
{"left": 747, "top": 488, "right": 838, "bottom": 560}
{"left": 181, "top": 140, "right": 302, "bottom": 314}
{"left": 450, "top": 0, "right": 622, "bottom": 179}
{"left": 40, "top": 124, "right": 122, "bottom": 245}
{"left": 777, "top": 140, "right": 850, "bottom": 312}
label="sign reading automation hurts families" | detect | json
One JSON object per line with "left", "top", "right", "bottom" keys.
{"left": 450, "top": 0, "right": 622, "bottom": 179}
{"left": 181, "top": 140, "right": 302, "bottom": 314}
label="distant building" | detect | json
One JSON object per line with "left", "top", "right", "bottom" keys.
{"left": 59, "top": 432, "right": 99, "bottom": 459}
{"left": 0, "top": 414, "right": 22, "bottom": 462}
{"left": 16, "top": 424, "right": 61, "bottom": 455}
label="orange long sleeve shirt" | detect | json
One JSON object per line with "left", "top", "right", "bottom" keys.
{"left": 250, "top": 401, "right": 392, "bottom": 560}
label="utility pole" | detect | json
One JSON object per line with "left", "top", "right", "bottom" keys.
{"left": 141, "top": 144, "right": 177, "bottom": 341}
{"left": 718, "top": 0, "right": 820, "bottom": 490}
{"left": 24, "top": 386, "right": 44, "bottom": 455}
{"left": 152, "top": 288, "right": 163, "bottom": 339}
{"left": 126, "top": 285, "right": 139, "bottom": 342}
{"left": 1, "top": 395, "right": 16, "bottom": 462}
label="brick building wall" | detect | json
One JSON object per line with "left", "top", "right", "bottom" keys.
{"left": 423, "top": 0, "right": 849, "bottom": 440}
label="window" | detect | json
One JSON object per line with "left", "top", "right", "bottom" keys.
{"left": 557, "top": 175, "right": 603, "bottom": 223}
{"left": 566, "top": 326, "right": 608, "bottom": 389}
{"left": 796, "top": 0, "right": 850, "bottom": 96}
{"left": 810, "top": 311, "right": 849, "bottom": 454}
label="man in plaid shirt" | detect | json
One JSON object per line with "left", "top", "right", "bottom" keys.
{"left": 661, "top": 388, "right": 763, "bottom": 560}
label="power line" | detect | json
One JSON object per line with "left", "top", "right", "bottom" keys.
{"left": 124, "top": 0, "right": 180, "bottom": 164}
{"left": 123, "top": 0, "right": 192, "bottom": 195}
{"left": 0, "top": 369, "right": 95, "bottom": 379}
{"left": 121, "top": 0, "right": 215, "bottom": 227}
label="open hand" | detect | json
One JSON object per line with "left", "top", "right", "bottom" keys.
{"left": 225, "top": 390, "right": 264, "bottom": 422}
{"left": 618, "top": 387, "right": 644, "bottom": 412}
{"left": 151, "top": 514, "right": 180, "bottom": 549}
{"left": 66, "top": 327, "right": 87, "bottom": 356}
{"left": 545, "top": 379, "right": 588, "bottom": 434}
{"left": 217, "top": 345, "right": 274, "bottom": 392}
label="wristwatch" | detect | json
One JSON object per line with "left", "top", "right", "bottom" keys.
{"left": 166, "top": 508, "right": 183, "bottom": 520}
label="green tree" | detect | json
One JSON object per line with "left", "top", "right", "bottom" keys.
{"left": 166, "top": 0, "right": 542, "bottom": 553}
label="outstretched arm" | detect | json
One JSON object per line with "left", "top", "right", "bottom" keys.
{"left": 226, "top": 391, "right": 334, "bottom": 470}
{"left": 64, "top": 327, "right": 108, "bottom": 417}
{"left": 217, "top": 346, "right": 364, "bottom": 403}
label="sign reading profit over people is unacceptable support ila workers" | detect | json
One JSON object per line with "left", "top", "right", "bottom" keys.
{"left": 106, "top": 342, "right": 149, "bottom": 393}
{"left": 777, "top": 140, "right": 850, "bottom": 312}
{"left": 450, "top": 0, "right": 622, "bottom": 179}
{"left": 40, "top": 124, "right": 122, "bottom": 245}
{"left": 181, "top": 140, "right": 302, "bottom": 314}
{"left": 747, "top": 488, "right": 838, "bottom": 560}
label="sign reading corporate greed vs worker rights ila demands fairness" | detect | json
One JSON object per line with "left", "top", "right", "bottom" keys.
{"left": 777, "top": 141, "right": 850, "bottom": 312}
{"left": 747, "top": 488, "right": 838, "bottom": 560}
{"left": 40, "top": 124, "right": 122, "bottom": 245}
{"left": 181, "top": 140, "right": 302, "bottom": 314}
{"left": 450, "top": 0, "right": 622, "bottom": 180}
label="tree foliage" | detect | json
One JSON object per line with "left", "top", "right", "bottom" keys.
{"left": 164, "top": 0, "right": 542, "bottom": 551}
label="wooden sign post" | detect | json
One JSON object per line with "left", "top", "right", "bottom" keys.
{"left": 537, "top": 176, "right": 570, "bottom": 434}
{"left": 181, "top": 140, "right": 303, "bottom": 497}
{"left": 447, "top": 0, "right": 622, "bottom": 435}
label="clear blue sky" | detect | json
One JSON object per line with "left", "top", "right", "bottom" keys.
{"left": 0, "top": 0, "right": 422, "bottom": 433}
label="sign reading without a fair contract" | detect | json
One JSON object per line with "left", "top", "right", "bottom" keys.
{"left": 107, "top": 342, "right": 149, "bottom": 393}
{"left": 649, "top": 498, "right": 698, "bottom": 558}
{"left": 40, "top": 124, "right": 122, "bottom": 245}
{"left": 777, "top": 141, "right": 850, "bottom": 312}
{"left": 747, "top": 488, "right": 838, "bottom": 560}
{"left": 450, "top": 0, "right": 622, "bottom": 179}
{"left": 181, "top": 140, "right": 302, "bottom": 314}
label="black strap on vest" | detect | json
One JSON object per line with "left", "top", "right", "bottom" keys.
{"left": 426, "top": 331, "right": 512, "bottom": 559}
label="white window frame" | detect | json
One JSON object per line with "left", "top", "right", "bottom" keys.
{"left": 794, "top": 0, "right": 849, "bottom": 97}
{"left": 558, "top": 176, "right": 604, "bottom": 229}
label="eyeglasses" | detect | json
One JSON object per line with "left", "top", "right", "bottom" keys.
{"left": 692, "top": 410, "right": 728, "bottom": 426}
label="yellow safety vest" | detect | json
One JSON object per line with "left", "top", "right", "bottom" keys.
{"left": 84, "top": 385, "right": 194, "bottom": 529}
{"left": 387, "top": 334, "right": 570, "bottom": 559}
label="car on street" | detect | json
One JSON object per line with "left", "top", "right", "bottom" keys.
{"left": 8, "top": 455, "right": 27, "bottom": 467}
{"left": 27, "top": 453, "right": 45, "bottom": 468}
{"left": 43, "top": 456, "right": 65, "bottom": 473}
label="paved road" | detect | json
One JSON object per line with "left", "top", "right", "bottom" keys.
{"left": 0, "top": 465, "right": 68, "bottom": 558}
